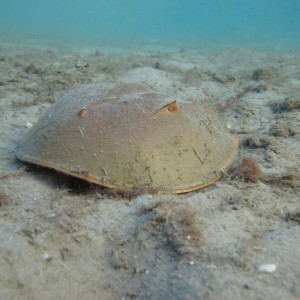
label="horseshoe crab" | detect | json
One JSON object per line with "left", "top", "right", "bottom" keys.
{"left": 17, "top": 82, "right": 239, "bottom": 194}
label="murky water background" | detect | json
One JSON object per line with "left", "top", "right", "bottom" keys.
{"left": 1, "top": 0, "right": 300, "bottom": 49}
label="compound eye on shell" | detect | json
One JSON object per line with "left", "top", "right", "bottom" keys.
{"left": 155, "top": 100, "right": 180, "bottom": 115}
{"left": 77, "top": 107, "right": 87, "bottom": 118}
{"left": 166, "top": 101, "right": 179, "bottom": 113}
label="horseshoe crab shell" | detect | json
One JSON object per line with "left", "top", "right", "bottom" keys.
{"left": 17, "top": 83, "right": 239, "bottom": 194}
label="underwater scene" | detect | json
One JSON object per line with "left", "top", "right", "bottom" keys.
{"left": 1, "top": 0, "right": 300, "bottom": 49}
{"left": 0, "top": 1, "right": 300, "bottom": 300}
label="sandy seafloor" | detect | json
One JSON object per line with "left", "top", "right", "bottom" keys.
{"left": 0, "top": 32, "right": 299, "bottom": 300}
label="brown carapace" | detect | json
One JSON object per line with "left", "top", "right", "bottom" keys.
{"left": 17, "top": 83, "right": 239, "bottom": 194}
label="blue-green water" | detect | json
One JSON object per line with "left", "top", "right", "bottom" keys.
{"left": 1, "top": 0, "right": 300, "bottom": 48}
